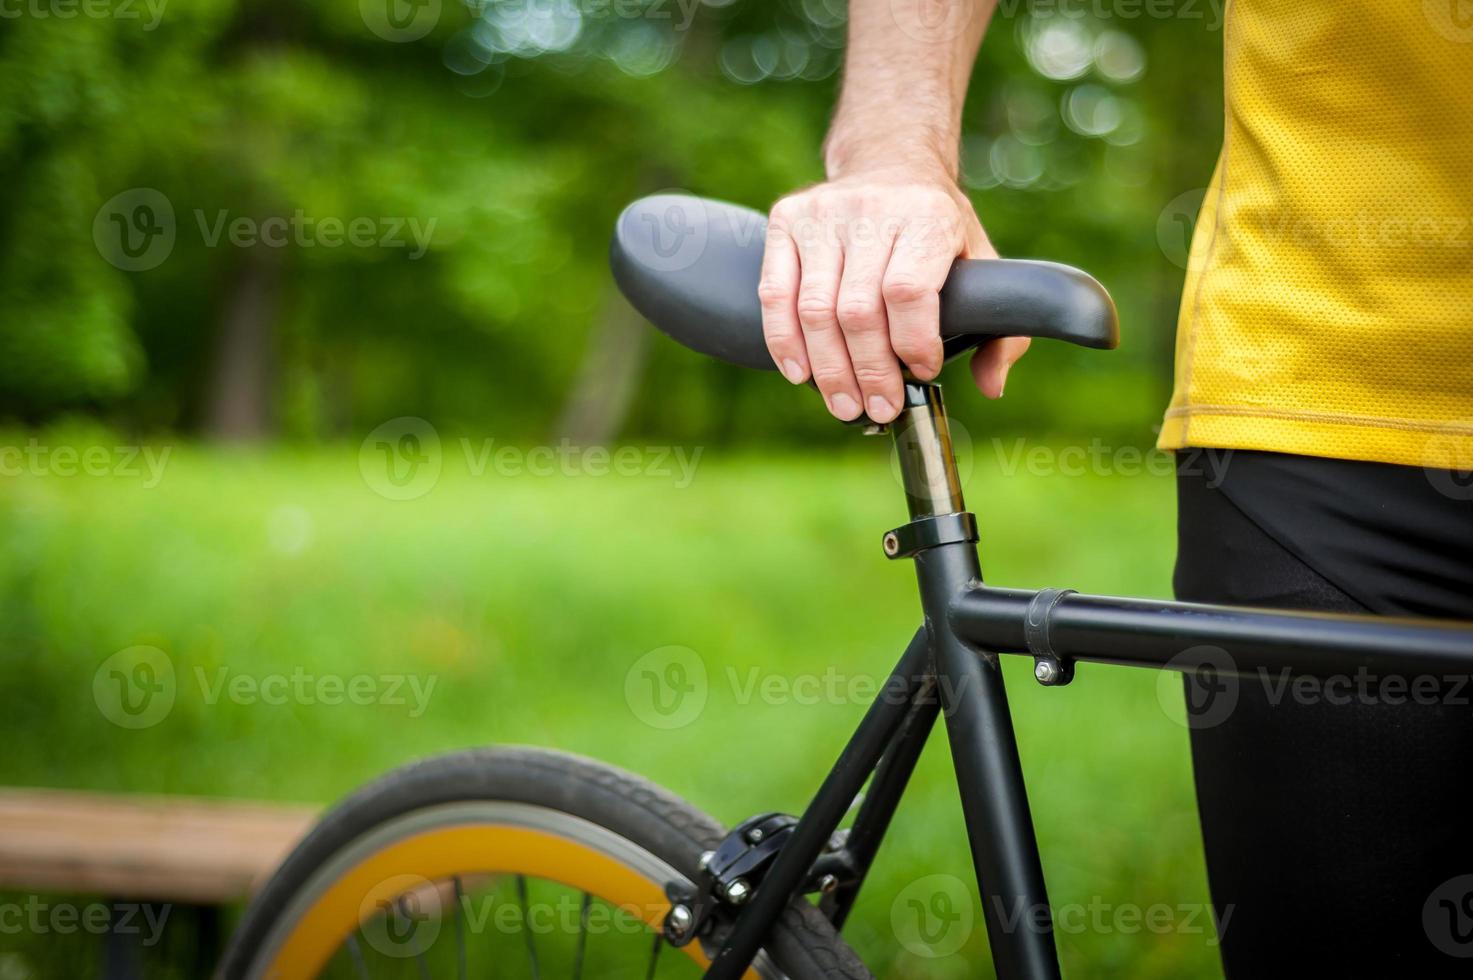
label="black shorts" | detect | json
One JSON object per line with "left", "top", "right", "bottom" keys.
{"left": 1174, "top": 448, "right": 1473, "bottom": 979}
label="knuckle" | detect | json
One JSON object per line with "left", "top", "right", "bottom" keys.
{"left": 809, "top": 363, "right": 851, "bottom": 390}
{"left": 891, "top": 330, "right": 939, "bottom": 360}
{"left": 836, "top": 295, "right": 884, "bottom": 331}
{"left": 882, "top": 275, "right": 935, "bottom": 307}
{"left": 852, "top": 361, "right": 898, "bottom": 388}
{"left": 796, "top": 293, "right": 838, "bottom": 328}
{"left": 756, "top": 280, "right": 791, "bottom": 308}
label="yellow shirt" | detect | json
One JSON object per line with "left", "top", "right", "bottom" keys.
{"left": 1157, "top": 1, "right": 1473, "bottom": 470}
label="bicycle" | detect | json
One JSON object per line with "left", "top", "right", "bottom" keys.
{"left": 220, "top": 194, "right": 1473, "bottom": 980}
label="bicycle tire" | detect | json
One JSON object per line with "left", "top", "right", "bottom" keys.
{"left": 220, "top": 746, "right": 873, "bottom": 980}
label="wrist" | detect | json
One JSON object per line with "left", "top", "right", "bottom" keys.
{"left": 822, "top": 126, "right": 959, "bottom": 185}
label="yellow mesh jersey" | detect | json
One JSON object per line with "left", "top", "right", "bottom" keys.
{"left": 1157, "top": 1, "right": 1473, "bottom": 469}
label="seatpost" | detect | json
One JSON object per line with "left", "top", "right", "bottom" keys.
{"left": 891, "top": 381, "right": 966, "bottom": 520}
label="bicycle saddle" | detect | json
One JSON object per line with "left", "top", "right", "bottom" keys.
{"left": 610, "top": 194, "right": 1118, "bottom": 372}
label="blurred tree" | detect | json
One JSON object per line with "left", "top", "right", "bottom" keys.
{"left": 0, "top": 0, "right": 1221, "bottom": 444}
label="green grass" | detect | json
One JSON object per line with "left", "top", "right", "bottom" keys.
{"left": 0, "top": 434, "right": 1219, "bottom": 978}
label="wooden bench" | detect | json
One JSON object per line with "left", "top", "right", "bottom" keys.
{"left": 0, "top": 787, "right": 317, "bottom": 975}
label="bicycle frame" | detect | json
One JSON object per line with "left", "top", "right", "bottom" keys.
{"left": 700, "top": 380, "right": 1473, "bottom": 980}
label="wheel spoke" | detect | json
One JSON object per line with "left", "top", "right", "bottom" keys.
{"left": 454, "top": 876, "right": 468, "bottom": 980}
{"left": 399, "top": 896, "right": 432, "bottom": 980}
{"left": 643, "top": 931, "right": 662, "bottom": 980}
{"left": 571, "top": 892, "right": 591, "bottom": 980}
{"left": 345, "top": 933, "right": 371, "bottom": 980}
{"left": 518, "top": 875, "right": 541, "bottom": 980}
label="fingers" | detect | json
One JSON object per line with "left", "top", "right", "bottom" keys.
{"left": 758, "top": 225, "right": 808, "bottom": 384}
{"left": 882, "top": 208, "right": 961, "bottom": 382}
{"left": 792, "top": 219, "right": 863, "bottom": 420}
{"left": 760, "top": 179, "right": 991, "bottom": 422}
{"left": 836, "top": 223, "right": 902, "bottom": 422}
{"left": 969, "top": 336, "right": 1032, "bottom": 399}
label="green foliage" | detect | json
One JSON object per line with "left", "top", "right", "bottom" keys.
{"left": 0, "top": 0, "right": 1223, "bottom": 442}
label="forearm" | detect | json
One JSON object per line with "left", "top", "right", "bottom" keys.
{"left": 824, "top": 0, "right": 995, "bottom": 180}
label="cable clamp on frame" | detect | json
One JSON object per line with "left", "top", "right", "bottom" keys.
{"left": 1026, "top": 588, "right": 1077, "bottom": 686}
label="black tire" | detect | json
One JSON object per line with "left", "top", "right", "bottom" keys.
{"left": 220, "top": 746, "right": 872, "bottom": 980}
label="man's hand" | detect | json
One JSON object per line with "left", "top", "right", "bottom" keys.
{"left": 758, "top": 169, "right": 1031, "bottom": 423}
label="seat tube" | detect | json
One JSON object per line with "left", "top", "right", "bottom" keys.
{"left": 892, "top": 382, "right": 1060, "bottom": 980}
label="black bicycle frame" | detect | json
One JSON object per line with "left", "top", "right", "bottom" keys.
{"left": 700, "top": 381, "right": 1473, "bottom": 980}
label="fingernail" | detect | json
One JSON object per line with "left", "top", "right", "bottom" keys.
{"left": 829, "top": 392, "right": 860, "bottom": 419}
{"left": 781, "top": 358, "right": 805, "bottom": 384}
{"left": 867, "top": 395, "right": 896, "bottom": 421}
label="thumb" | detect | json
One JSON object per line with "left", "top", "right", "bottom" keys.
{"left": 969, "top": 337, "right": 1032, "bottom": 399}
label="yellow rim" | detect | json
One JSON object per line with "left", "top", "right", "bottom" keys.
{"left": 262, "top": 823, "right": 758, "bottom": 979}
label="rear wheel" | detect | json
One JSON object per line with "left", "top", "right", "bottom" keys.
{"left": 221, "top": 746, "right": 872, "bottom": 979}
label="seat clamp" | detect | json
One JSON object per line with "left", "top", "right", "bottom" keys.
{"left": 881, "top": 512, "right": 979, "bottom": 560}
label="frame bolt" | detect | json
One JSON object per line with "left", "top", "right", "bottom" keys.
{"left": 882, "top": 532, "right": 901, "bottom": 557}
{"left": 818, "top": 874, "right": 839, "bottom": 895}
{"left": 698, "top": 850, "right": 716, "bottom": 870}
{"left": 1034, "top": 659, "right": 1061, "bottom": 685}
{"left": 667, "top": 903, "right": 694, "bottom": 937}
{"left": 724, "top": 879, "right": 752, "bottom": 904}
{"left": 746, "top": 827, "right": 764, "bottom": 844}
